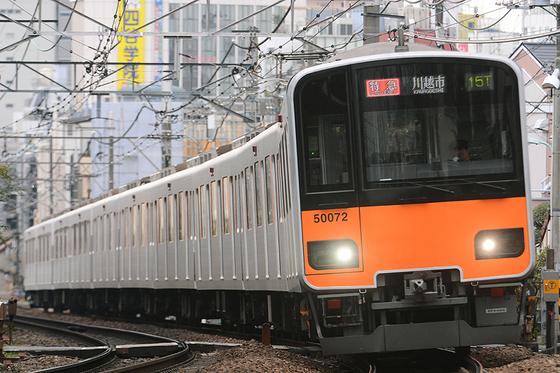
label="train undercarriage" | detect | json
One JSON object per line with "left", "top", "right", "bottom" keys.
{"left": 27, "top": 270, "right": 526, "bottom": 355}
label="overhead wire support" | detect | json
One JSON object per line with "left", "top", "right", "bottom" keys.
{"left": 50, "top": 0, "right": 113, "bottom": 31}
{"left": 0, "top": 12, "right": 38, "bottom": 34}
{"left": 211, "top": 0, "right": 285, "bottom": 36}
{"left": 406, "top": 27, "right": 560, "bottom": 45}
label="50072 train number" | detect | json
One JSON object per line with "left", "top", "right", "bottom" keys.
{"left": 313, "top": 212, "right": 348, "bottom": 223}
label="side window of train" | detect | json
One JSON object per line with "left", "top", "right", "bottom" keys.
{"left": 277, "top": 146, "right": 287, "bottom": 219}
{"left": 245, "top": 167, "right": 253, "bottom": 230}
{"left": 100, "top": 215, "right": 105, "bottom": 252}
{"left": 122, "top": 209, "right": 127, "bottom": 248}
{"left": 222, "top": 177, "right": 232, "bottom": 235}
{"left": 189, "top": 190, "right": 195, "bottom": 240}
{"left": 73, "top": 224, "right": 77, "bottom": 256}
{"left": 158, "top": 198, "right": 165, "bottom": 244}
{"left": 234, "top": 175, "right": 240, "bottom": 232}
{"left": 47, "top": 233, "right": 51, "bottom": 260}
{"left": 178, "top": 192, "right": 185, "bottom": 241}
{"left": 167, "top": 195, "right": 174, "bottom": 243}
{"left": 85, "top": 221, "right": 90, "bottom": 254}
{"left": 255, "top": 161, "right": 263, "bottom": 228}
{"left": 93, "top": 218, "right": 97, "bottom": 253}
{"left": 79, "top": 223, "right": 82, "bottom": 255}
{"left": 106, "top": 214, "right": 112, "bottom": 251}
{"left": 132, "top": 206, "right": 137, "bottom": 248}
{"left": 110, "top": 213, "right": 114, "bottom": 250}
{"left": 140, "top": 203, "right": 146, "bottom": 246}
{"left": 265, "top": 156, "right": 273, "bottom": 225}
{"left": 282, "top": 135, "right": 291, "bottom": 210}
{"left": 296, "top": 71, "right": 352, "bottom": 193}
{"left": 199, "top": 186, "right": 207, "bottom": 239}
{"left": 63, "top": 227, "right": 67, "bottom": 257}
{"left": 211, "top": 181, "right": 218, "bottom": 236}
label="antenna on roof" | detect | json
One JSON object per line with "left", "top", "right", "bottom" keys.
{"left": 395, "top": 27, "right": 409, "bottom": 53}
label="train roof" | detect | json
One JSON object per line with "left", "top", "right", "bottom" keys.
{"left": 326, "top": 42, "right": 441, "bottom": 62}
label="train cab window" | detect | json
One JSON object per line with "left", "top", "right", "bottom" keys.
{"left": 296, "top": 71, "right": 352, "bottom": 193}
{"left": 356, "top": 59, "right": 523, "bottom": 197}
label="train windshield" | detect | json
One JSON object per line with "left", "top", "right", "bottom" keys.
{"left": 356, "top": 60, "right": 522, "bottom": 189}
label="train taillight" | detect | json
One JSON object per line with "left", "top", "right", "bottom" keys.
{"left": 491, "top": 288, "right": 504, "bottom": 297}
{"left": 328, "top": 299, "right": 341, "bottom": 309}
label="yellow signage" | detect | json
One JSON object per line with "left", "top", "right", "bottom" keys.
{"left": 118, "top": 0, "right": 145, "bottom": 88}
{"left": 544, "top": 279, "right": 559, "bottom": 294}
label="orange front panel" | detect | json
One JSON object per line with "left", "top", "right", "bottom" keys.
{"left": 302, "top": 208, "right": 363, "bottom": 276}
{"left": 302, "top": 197, "right": 532, "bottom": 289}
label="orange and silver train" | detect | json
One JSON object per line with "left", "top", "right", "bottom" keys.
{"left": 23, "top": 42, "right": 534, "bottom": 355}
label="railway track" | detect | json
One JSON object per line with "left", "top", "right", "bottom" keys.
{"left": 370, "top": 348, "right": 483, "bottom": 373}
{"left": 12, "top": 310, "right": 373, "bottom": 372}
{"left": 12, "top": 311, "right": 485, "bottom": 373}
{"left": 12, "top": 315, "right": 196, "bottom": 372}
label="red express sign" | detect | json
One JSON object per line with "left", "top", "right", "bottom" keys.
{"left": 366, "top": 78, "right": 401, "bottom": 97}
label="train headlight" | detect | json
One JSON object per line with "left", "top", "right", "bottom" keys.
{"left": 308, "top": 239, "right": 360, "bottom": 270}
{"left": 474, "top": 228, "right": 524, "bottom": 260}
{"left": 482, "top": 239, "right": 495, "bottom": 251}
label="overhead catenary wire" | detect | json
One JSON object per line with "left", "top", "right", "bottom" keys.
{"left": 3, "top": 0, "right": 560, "bottom": 202}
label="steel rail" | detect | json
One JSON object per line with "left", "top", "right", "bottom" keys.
{"left": 14, "top": 315, "right": 193, "bottom": 373}
{"left": 14, "top": 318, "right": 114, "bottom": 373}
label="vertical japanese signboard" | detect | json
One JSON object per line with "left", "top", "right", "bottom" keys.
{"left": 119, "top": 0, "right": 145, "bottom": 88}
{"left": 154, "top": 0, "right": 163, "bottom": 81}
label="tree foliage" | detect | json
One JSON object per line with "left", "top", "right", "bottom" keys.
{"left": 533, "top": 201, "right": 550, "bottom": 245}
{"left": 0, "top": 164, "right": 20, "bottom": 241}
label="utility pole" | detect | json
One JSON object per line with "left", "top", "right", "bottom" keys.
{"left": 363, "top": 1, "right": 380, "bottom": 44}
{"left": 543, "top": 3, "right": 560, "bottom": 353}
{"left": 108, "top": 111, "right": 114, "bottom": 190}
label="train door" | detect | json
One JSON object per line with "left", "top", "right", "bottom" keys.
{"left": 295, "top": 70, "right": 363, "bottom": 286}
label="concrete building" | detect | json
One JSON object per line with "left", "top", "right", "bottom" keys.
{"left": 510, "top": 43, "right": 556, "bottom": 206}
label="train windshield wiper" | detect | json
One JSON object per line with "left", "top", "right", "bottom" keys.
{"left": 404, "top": 181, "right": 455, "bottom": 194}
{"left": 458, "top": 179, "right": 506, "bottom": 192}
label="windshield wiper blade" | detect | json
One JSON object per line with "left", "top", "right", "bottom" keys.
{"left": 405, "top": 182, "right": 455, "bottom": 194}
{"left": 458, "top": 179, "right": 506, "bottom": 191}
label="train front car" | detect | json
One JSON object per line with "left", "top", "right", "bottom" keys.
{"left": 288, "top": 45, "right": 534, "bottom": 354}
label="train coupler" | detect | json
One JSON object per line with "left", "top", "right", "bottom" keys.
{"left": 404, "top": 271, "right": 445, "bottom": 301}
